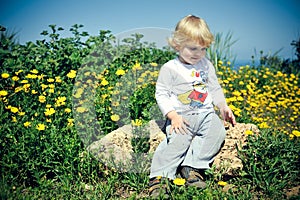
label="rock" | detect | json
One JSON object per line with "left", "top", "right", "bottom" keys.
{"left": 87, "top": 124, "right": 134, "bottom": 166}
{"left": 214, "top": 123, "right": 259, "bottom": 174}
{"left": 87, "top": 120, "right": 259, "bottom": 174}
{"left": 148, "top": 120, "right": 166, "bottom": 153}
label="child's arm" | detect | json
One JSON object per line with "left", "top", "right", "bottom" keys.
{"left": 155, "top": 64, "right": 176, "bottom": 116}
{"left": 155, "top": 63, "right": 189, "bottom": 134}
{"left": 217, "top": 102, "right": 236, "bottom": 126}
{"left": 206, "top": 58, "right": 236, "bottom": 126}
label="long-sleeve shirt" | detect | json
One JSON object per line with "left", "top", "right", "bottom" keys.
{"left": 155, "top": 57, "right": 226, "bottom": 116}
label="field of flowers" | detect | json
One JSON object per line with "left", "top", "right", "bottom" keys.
{"left": 217, "top": 61, "right": 299, "bottom": 137}
{"left": 0, "top": 25, "right": 299, "bottom": 199}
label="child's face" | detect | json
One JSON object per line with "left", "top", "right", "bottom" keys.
{"left": 178, "top": 43, "right": 207, "bottom": 65}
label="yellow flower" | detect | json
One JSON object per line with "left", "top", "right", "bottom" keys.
{"left": 234, "top": 110, "right": 241, "bottom": 117}
{"left": 15, "top": 70, "right": 23, "bottom": 75}
{"left": 12, "top": 116, "right": 17, "bottom": 122}
{"left": 1, "top": 73, "right": 10, "bottom": 78}
{"left": 258, "top": 122, "right": 269, "bottom": 129}
{"left": 24, "top": 121, "right": 31, "bottom": 127}
{"left": 232, "top": 90, "right": 241, "bottom": 96}
{"left": 218, "top": 181, "right": 227, "bottom": 186}
{"left": 47, "top": 78, "right": 55, "bottom": 82}
{"left": 111, "top": 114, "right": 120, "bottom": 122}
{"left": 55, "top": 96, "right": 66, "bottom": 106}
{"left": 150, "top": 71, "right": 159, "bottom": 77}
{"left": 48, "top": 84, "right": 55, "bottom": 89}
{"left": 44, "top": 108, "right": 55, "bottom": 116}
{"left": 25, "top": 74, "right": 37, "bottom": 79}
{"left": 250, "top": 102, "right": 258, "bottom": 107}
{"left": 67, "top": 70, "right": 77, "bottom": 78}
{"left": 86, "top": 79, "right": 94, "bottom": 84}
{"left": 140, "top": 72, "right": 147, "bottom": 78}
{"left": 67, "top": 118, "right": 74, "bottom": 127}
{"left": 38, "top": 74, "right": 45, "bottom": 80}
{"left": 30, "top": 69, "right": 39, "bottom": 74}
{"left": 292, "top": 130, "right": 300, "bottom": 137}
{"left": 138, "top": 77, "right": 144, "bottom": 83}
{"left": 76, "top": 107, "right": 87, "bottom": 113}
{"left": 101, "top": 94, "right": 109, "bottom": 99}
{"left": 73, "top": 92, "right": 82, "bottom": 98}
{"left": 41, "top": 84, "right": 48, "bottom": 90}
{"left": 20, "top": 80, "right": 28, "bottom": 84}
{"left": 23, "top": 83, "right": 30, "bottom": 90}
{"left": 150, "top": 62, "right": 158, "bottom": 67}
{"left": 173, "top": 178, "right": 186, "bottom": 186}
{"left": 65, "top": 108, "right": 72, "bottom": 113}
{"left": 36, "top": 123, "right": 46, "bottom": 131}
{"left": 84, "top": 71, "right": 91, "bottom": 76}
{"left": 10, "top": 107, "right": 19, "bottom": 113}
{"left": 55, "top": 76, "right": 62, "bottom": 83}
{"left": 39, "top": 95, "right": 46, "bottom": 103}
{"left": 74, "top": 88, "right": 84, "bottom": 96}
{"left": 101, "top": 78, "right": 109, "bottom": 86}
{"left": 245, "top": 130, "right": 253, "bottom": 135}
{"left": 132, "top": 62, "right": 142, "bottom": 70}
{"left": 228, "top": 104, "right": 237, "bottom": 111}
{"left": 223, "top": 79, "right": 229, "bottom": 84}
{"left": 18, "top": 111, "right": 25, "bottom": 116}
{"left": 112, "top": 101, "right": 120, "bottom": 107}
{"left": 237, "top": 96, "right": 244, "bottom": 101}
{"left": 131, "top": 119, "right": 143, "bottom": 126}
{"left": 0, "top": 90, "right": 8, "bottom": 96}
{"left": 115, "top": 69, "right": 126, "bottom": 76}
{"left": 12, "top": 76, "right": 19, "bottom": 81}
{"left": 31, "top": 90, "right": 38, "bottom": 94}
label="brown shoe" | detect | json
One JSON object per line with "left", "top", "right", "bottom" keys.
{"left": 180, "top": 166, "right": 207, "bottom": 189}
{"left": 148, "top": 177, "right": 170, "bottom": 199}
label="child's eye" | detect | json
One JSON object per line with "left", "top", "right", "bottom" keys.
{"left": 187, "top": 46, "right": 207, "bottom": 52}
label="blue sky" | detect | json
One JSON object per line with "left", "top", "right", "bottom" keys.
{"left": 1, "top": 0, "right": 299, "bottom": 61}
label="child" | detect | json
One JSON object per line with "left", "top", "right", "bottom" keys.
{"left": 149, "top": 15, "right": 236, "bottom": 197}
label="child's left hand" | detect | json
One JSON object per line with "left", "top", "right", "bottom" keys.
{"left": 219, "top": 105, "right": 236, "bottom": 126}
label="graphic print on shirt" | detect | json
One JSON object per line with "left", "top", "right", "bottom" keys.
{"left": 177, "top": 69, "right": 208, "bottom": 108}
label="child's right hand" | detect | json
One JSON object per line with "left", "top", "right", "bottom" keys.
{"left": 167, "top": 110, "right": 189, "bottom": 134}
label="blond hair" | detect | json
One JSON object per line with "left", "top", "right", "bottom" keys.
{"left": 168, "top": 15, "right": 214, "bottom": 49}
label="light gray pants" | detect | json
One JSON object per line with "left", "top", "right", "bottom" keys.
{"left": 150, "top": 110, "right": 226, "bottom": 179}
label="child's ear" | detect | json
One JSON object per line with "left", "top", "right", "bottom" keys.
{"left": 173, "top": 41, "right": 181, "bottom": 51}
{"left": 174, "top": 44, "right": 181, "bottom": 51}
